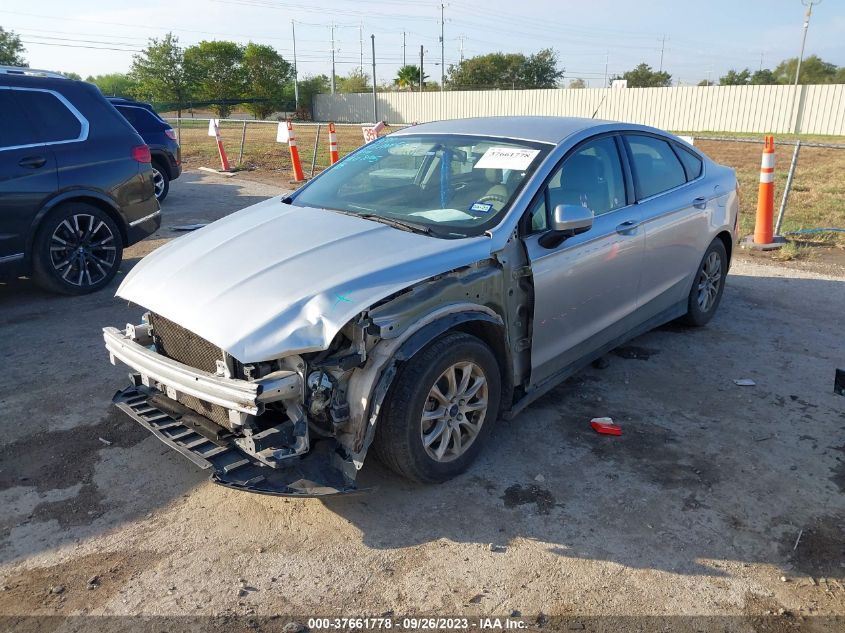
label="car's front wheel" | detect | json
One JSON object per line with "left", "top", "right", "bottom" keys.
{"left": 373, "top": 331, "right": 501, "bottom": 483}
{"left": 682, "top": 238, "right": 728, "bottom": 326}
{"left": 31, "top": 202, "right": 124, "bottom": 295}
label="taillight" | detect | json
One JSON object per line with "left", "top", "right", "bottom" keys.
{"left": 132, "top": 145, "right": 151, "bottom": 163}
{"left": 164, "top": 129, "right": 177, "bottom": 141}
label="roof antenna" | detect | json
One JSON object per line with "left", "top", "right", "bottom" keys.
{"left": 591, "top": 95, "right": 607, "bottom": 119}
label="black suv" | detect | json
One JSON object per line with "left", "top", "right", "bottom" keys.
{"left": 108, "top": 97, "right": 181, "bottom": 202}
{"left": 0, "top": 68, "right": 160, "bottom": 294}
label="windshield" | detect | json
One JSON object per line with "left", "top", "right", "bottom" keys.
{"left": 290, "top": 134, "right": 550, "bottom": 238}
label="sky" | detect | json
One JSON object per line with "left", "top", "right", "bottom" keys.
{"left": 3, "top": 0, "right": 844, "bottom": 87}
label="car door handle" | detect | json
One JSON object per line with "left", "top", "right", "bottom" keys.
{"left": 18, "top": 155, "right": 47, "bottom": 169}
{"left": 693, "top": 197, "right": 707, "bottom": 209}
{"left": 615, "top": 220, "right": 640, "bottom": 235}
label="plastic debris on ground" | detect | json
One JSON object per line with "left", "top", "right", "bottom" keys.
{"left": 733, "top": 378, "right": 756, "bottom": 386}
{"left": 590, "top": 417, "right": 623, "bottom": 436}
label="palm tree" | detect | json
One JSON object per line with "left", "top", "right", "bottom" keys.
{"left": 394, "top": 65, "right": 426, "bottom": 91}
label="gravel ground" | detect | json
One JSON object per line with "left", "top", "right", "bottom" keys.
{"left": 0, "top": 170, "right": 843, "bottom": 631}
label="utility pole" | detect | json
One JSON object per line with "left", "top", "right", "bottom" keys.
{"left": 371, "top": 34, "right": 378, "bottom": 122}
{"left": 330, "top": 23, "right": 336, "bottom": 95}
{"left": 403, "top": 31, "right": 406, "bottom": 67}
{"left": 458, "top": 34, "right": 465, "bottom": 64}
{"left": 359, "top": 21, "right": 364, "bottom": 72}
{"left": 658, "top": 34, "right": 668, "bottom": 72}
{"left": 291, "top": 20, "right": 299, "bottom": 110}
{"left": 795, "top": 0, "right": 822, "bottom": 86}
{"left": 419, "top": 45, "right": 424, "bottom": 92}
{"left": 439, "top": 3, "right": 445, "bottom": 92}
{"left": 604, "top": 52, "right": 609, "bottom": 88}
{"left": 760, "top": 50, "right": 765, "bottom": 72}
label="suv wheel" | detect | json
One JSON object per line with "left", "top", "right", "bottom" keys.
{"left": 152, "top": 163, "right": 170, "bottom": 202}
{"left": 373, "top": 332, "right": 501, "bottom": 483}
{"left": 681, "top": 238, "right": 727, "bottom": 326}
{"left": 32, "top": 202, "right": 124, "bottom": 295}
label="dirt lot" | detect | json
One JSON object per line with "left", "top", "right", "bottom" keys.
{"left": 1, "top": 171, "right": 844, "bottom": 631}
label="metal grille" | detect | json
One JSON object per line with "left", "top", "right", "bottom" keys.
{"left": 175, "top": 392, "right": 233, "bottom": 430}
{"left": 149, "top": 313, "right": 223, "bottom": 374}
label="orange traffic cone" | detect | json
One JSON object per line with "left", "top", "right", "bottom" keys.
{"left": 328, "top": 122, "right": 339, "bottom": 165}
{"left": 754, "top": 135, "right": 775, "bottom": 245}
{"left": 287, "top": 121, "right": 305, "bottom": 182}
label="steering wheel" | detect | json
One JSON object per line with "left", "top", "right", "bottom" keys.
{"left": 474, "top": 193, "right": 508, "bottom": 211}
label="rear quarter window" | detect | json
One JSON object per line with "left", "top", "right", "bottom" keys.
{"left": 675, "top": 144, "right": 703, "bottom": 180}
{"left": 12, "top": 89, "right": 82, "bottom": 143}
{"left": 116, "top": 106, "right": 167, "bottom": 133}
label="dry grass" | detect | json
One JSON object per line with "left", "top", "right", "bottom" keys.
{"left": 771, "top": 240, "right": 812, "bottom": 261}
{"left": 171, "top": 120, "right": 845, "bottom": 244}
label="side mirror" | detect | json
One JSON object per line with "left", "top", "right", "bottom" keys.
{"left": 551, "top": 204, "right": 594, "bottom": 235}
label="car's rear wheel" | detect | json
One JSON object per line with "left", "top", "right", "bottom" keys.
{"left": 682, "top": 238, "right": 727, "bottom": 326}
{"left": 373, "top": 331, "right": 501, "bottom": 483}
{"left": 32, "top": 202, "right": 123, "bottom": 295}
{"left": 152, "top": 163, "right": 170, "bottom": 202}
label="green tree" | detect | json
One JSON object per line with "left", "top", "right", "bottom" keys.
{"left": 836, "top": 67, "right": 845, "bottom": 84}
{"left": 130, "top": 33, "right": 192, "bottom": 116}
{"left": 614, "top": 63, "right": 672, "bottom": 88}
{"left": 62, "top": 71, "right": 82, "bottom": 81}
{"left": 184, "top": 40, "right": 245, "bottom": 117}
{"left": 86, "top": 73, "right": 137, "bottom": 96}
{"left": 773, "top": 55, "right": 839, "bottom": 84}
{"left": 395, "top": 64, "right": 425, "bottom": 90}
{"left": 297, "top": 74, "right": 330, "bottom": 115}
{"left": 0, "top": 26, "right": 27, "bottom": 66}
{"left": 719, "top": 68, "right": 751, "bottom": 85}
{"left": 337, "top": 68, "right": 371, "bottom": 93}
{"left": 447, "top": 48, "right": 563, "bottom": 90}
{"left": 568, "top": 78, "right": 586, "bottom": 89}
{"left": 750, "top": 69, "right": 777, "bottom": 85}
{"left": 242, "top": 42, "right": 292, "bottom": 119}
{"left": 697, "top": 79, "right": 715, "bottom": 86}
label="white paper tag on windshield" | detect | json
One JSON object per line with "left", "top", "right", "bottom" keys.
{"left": 474, "top": 147, "right": 540, "bottom": 171}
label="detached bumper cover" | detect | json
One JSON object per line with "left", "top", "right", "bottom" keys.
{"left": 113, "top": 385, "right": 362, "bottom": 496}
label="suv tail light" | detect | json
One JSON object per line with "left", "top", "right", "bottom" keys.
{"left": 132, "top": 145, "right": 151, "bottom": 163}
{"left": 164, "top": 129, "right": 177, "bottom": 141}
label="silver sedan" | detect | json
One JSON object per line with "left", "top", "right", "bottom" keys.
{"left": 104, "top": 117, "right": 738, "bottom": 495}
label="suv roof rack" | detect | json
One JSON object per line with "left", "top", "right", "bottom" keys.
{"left": 0, "top": 65, "right": 68, "bottom": 79}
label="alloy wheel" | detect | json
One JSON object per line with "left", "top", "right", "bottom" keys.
{"left": 420, "top": 361, "right": 488, "bottom": 463}
{"left": 697, "top": 251, "right": 722, "bottom": 313}
{"left": 49, "top": 214, "right": 118, "bottom": 287}
{"left": 152, "top": 167, "right": 165, "bottom": 200}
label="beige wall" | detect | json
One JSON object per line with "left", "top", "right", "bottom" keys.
{"left": 313, "top": 84, "right": 845, "bottom": 135}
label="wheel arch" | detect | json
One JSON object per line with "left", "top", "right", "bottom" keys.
{"left": 26, "top": 192, "right": 127, "bottom": 263}
{"left": 715, "top": 230, "right": 733, "bottom": 268}
{"left": 345, "top": 304, "right": 507, "bottom": 470}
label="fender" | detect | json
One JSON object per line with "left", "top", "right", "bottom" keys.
{"left": 344, "top": 303, "right": 504, "bottom": 472}
{"left": 25, "top": 188, "right": 124, "bottom": 262}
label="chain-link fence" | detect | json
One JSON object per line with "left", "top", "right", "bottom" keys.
{"left": 165, "top": 119, "right": 403, "bottom": 179}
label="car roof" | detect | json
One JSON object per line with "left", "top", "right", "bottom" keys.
{"left": 392, "top": 116, "right": 624, "bottom": 145}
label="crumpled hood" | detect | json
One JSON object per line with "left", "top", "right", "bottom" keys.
{"left": 116, "top": 197, "right": 492, "bottom": 362}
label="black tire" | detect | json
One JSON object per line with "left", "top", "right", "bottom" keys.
{"left": 373, "top": 331, "right": 501, "bottom": 483}
{"left": 681, "top": 238, "right": 728, "bottom": 327}
{"left": 31, "top": 202, "right": 124, "bottom": 295}
{"left": 152, "top": 162, "right": 170, "bottom": 203}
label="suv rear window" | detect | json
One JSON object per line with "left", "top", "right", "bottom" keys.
{"left": 13, "top": 89, "right": 82, "bottom": 144}
{"left": 116, "top": 105, "right": 167, "bottom": 132}
{"left": 0, "top": 91, "right": 37, "bottom": 148}
{"left": 626, "top": 135, "right": 687, "bottom": 200}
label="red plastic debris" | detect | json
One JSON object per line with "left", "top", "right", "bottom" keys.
{"left": 590, "top": 417, "right": 623, "bottom": 436}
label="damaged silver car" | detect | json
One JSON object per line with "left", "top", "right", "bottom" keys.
{"left": 104, "top": 117, "right": 738, "bottom": 496}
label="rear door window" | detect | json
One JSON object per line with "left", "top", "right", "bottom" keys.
{"left": 625, "top": 135, "right": 687, "bottom": 200}
{"left": 0, "top": 91, "right": 38, "bottom": 148}
{"left": 12, "top": 89, "right": 82, "bottom": 144}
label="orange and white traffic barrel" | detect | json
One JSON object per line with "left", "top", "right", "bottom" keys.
{"left": 328, "top": 122, "right": 339, "bottom": 165}
{"left": 753, "top": 135, "right": 775, "bottom": 245}
{"left": 287, "top": 121, "right": 305, "bottom": 182}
